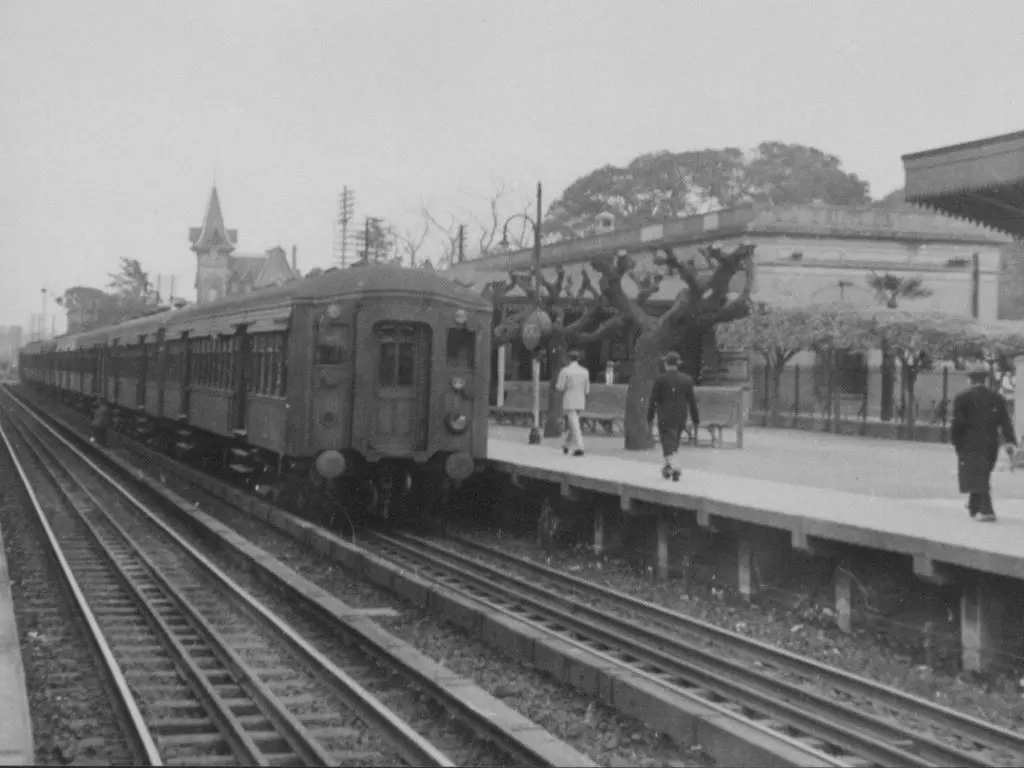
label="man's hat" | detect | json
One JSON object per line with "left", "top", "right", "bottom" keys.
{"left": 661, "top": 351, "right": 682, "bottom": 366}
{"left": 567, "top": 349, "right": 582, "bottom": 361}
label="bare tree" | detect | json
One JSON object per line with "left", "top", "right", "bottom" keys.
{"left": 418, "top": 179, "right": 535, "bottom": 267}
{"left": 393, "top": 220, "right": 432, "bottom": 268}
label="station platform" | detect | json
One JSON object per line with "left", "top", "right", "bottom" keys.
{"left": 487, "top": 424, "right": 1024, "bottom": 581}
{"left": 487, "top": 424, "right": 1024, "bottom": 671}
{"left": 0, "top": 497, "right": 33, "bottom": 764}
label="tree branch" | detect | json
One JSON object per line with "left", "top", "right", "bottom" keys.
{"left": 573, "top": 311, "right": 632, "bottom": 345}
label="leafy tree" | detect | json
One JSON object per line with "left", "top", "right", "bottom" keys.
{"left": 865, "top": 271, "right": 933, "bottom": 309}
{"left": 545, "top": 141, "right": 871, "bottom": 238}
{"left": 864, "top": 271, "right": 933, "bottom": 421}
{"left": 107, "top": 258, "right": 160, "bottom": 321}
{"left": 717, "top": 304, "right": 852, "bottom": 425}
{"left": 828, "top": 308, "right": 1023, "bottom": 431}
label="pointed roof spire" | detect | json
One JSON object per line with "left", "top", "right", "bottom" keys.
{"left": 189, "top": 186, "right": 237, "bottom": 253}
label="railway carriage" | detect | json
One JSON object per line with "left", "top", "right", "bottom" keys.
{"left": 20, "top": 264, "right": 492, "bottom": 522}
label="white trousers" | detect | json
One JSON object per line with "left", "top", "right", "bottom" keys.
{"left": 563, "top": 409, "right": 584, "bottom": 451}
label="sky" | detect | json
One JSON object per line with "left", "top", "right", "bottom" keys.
{"left": 1, "top": 0, "right": 1022, "bottom": 333}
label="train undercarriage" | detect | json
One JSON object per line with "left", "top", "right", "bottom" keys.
{"left": 43, "top": 385, "right": 472, "bottom": 532}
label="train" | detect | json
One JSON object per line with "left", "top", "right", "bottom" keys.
{"left": 19, "top": 264, "right": 492, "bottom": 523}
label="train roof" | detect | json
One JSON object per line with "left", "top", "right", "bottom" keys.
{"left": 50, "top": 264, "right": 492, "bottom": 349}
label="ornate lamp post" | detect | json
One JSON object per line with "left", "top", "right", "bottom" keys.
{"left": 500, "top": 182, "right": 548, "bottom": 445}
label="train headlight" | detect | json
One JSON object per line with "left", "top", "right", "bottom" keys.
{"left": 445, "top": 412, "right": 469, "bottom": 434}
{"left": 451, "top": 376, "right": 466, "bottom": 392}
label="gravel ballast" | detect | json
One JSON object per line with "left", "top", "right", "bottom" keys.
{"left": 458, "top": 527, "right": 1024, "bottom": 737}
{"left": 0, "top": 434, "right": 136, "bottom": 766}
{"left": 137, "top": 474, "right": 699, "bottom": 767}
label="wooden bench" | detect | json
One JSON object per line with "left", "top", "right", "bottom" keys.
{"left": 491, "top": 383, "right": 743, "bottom": 447}
{"left": 685, "top": 386, "right": 744, "bottom": 448}
{"left": 489, "top": 405, "right": 624, "bottom": 436}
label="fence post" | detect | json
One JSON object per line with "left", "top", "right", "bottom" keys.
{"left": 793, "top": 364, "right": 801, "bottom": 429}
{"left": 763, "top": 365, "right": 770, "bottom": 427}
{"left": 861, "top": 389, "right": 868, "bottom": 436}
{"left": 940, "top": 367, "right": 949, "bottom": 443}
{"left": 826, "top": 349, "right": 835, "bottom": 433}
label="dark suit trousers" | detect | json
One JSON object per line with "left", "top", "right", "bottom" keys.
{"left": 968, "top": 492, "right": 994, "bottom": 516}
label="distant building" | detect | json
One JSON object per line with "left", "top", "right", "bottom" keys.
{"left": 0, "top": 325, "right": 23, "bottom": 369}
{"left": 62, "top": 286, "right": 110, "bottom": 334}
{"left": 190, "top": 187, "right": 300, "bottom": 305}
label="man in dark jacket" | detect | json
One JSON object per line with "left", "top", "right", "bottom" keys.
{"left": 951, "top": 362, "right": 1017, "bottom": 522}
{"left": 646, "top": 351, "right": 700, "bottom": 481}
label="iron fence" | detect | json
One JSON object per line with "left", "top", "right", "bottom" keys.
{"left": 750, "top": 363, "right": 1015, "bottom": 443}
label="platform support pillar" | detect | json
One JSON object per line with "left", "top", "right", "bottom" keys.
{"left": 496, "top": 346, "right": 507, "bottom": 407}
{"left": 656, "top": 514, "right": 669, "bottom": 582}
{"left": 737, "top": 538, "right": 753, "bottom": 601}
{"left": 835, "top": 565, "right": 852, "bottom": 633}
{"left": 961, "top": 579, "right": 1006, "bottom": 673}
{"left": 593, "top": 507, "right": 605, "bottom": 556}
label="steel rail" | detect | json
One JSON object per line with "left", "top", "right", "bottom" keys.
{"left": 6, "top": 409, "right": 280, "bottom": 765}
{"left": 0, "top": 416, "right": 164, "bottom": 766}
{"left": 373, "top": 532, "right": 992, "bottom": 768}
{"left": 6, "top": 386, "right": 598, "bottom": 768}
{"left": 4, "top": 393, "right": 454, "bottom": 768}
{"left": 445, "top": 532, "right": 1024, "bottom": 759}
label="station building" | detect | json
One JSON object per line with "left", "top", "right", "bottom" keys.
{"left": 447, "top": 202, "right": 1010, "bottom": 397}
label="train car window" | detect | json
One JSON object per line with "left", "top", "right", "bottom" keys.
{"left": 166, "top": 341, "right": 180, "bottom": 381}
{"left": 397, "top": 343, "right": 414, "bottom": 386}
{"left": 446, "top": 328, "right": 475, "bottom": 368}
{"left": 377, "top": 323, "right": 418, "bottom": 387}
{"left": 316, "top": 323, "right": 349, "bottom": 365}
{"left": 378, "top": 341, "right": 397, "bottom": 386}
{"left": 248, "top": 336, "right": 263, "bottom": 395}
{"left": 192, "top": 339, "right": 204, "bottom": 386}
{"left": 213, "top": 339, "right": 223, "bottom": 388}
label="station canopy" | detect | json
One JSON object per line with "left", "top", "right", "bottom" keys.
{"left": 903, "top": 130, "right": 1024, "bottom": 238}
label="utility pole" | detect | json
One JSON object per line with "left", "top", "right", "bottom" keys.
{"left": 358, "top": 217, "right": 384, "bottom": 263}
{"left": 457, "top": 225, "right": 465, "bottom": 263}
{"left": 334, "top": 187, "right": 356, "bottom": 267}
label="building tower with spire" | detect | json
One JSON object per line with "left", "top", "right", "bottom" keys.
{"left": 190, "top": 187, "right": 238, "bottom": 305}
{"left": 189, "top": 186, "right": 298, "bottom": 305}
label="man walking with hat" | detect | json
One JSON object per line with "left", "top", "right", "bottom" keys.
{"left": 647, "top": 351, "right": 700, "bottom": 481}
{"left": 556, "top": 349, "right": 590, "bottom": 457}
{"left": 951, "top": 361, "right": 1018, "bottom": 522}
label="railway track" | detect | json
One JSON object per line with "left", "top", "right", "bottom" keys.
{"left": 363, "top": 531, "right": 1024, "bottom": 768}
{"left": 0, "top": 400, "right": 459, "bottom": 767}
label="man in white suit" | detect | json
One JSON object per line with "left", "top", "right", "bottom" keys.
{"left": 556, "top": 349, "right": 590, "bottom": 457}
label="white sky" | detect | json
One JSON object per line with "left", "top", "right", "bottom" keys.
{"left": 1, "top": 0, "right": 1022, "bottom": 332}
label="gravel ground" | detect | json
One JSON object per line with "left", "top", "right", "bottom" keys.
{"left": 0, "top": 435, "right": 136, "bottom": 766}
{"left": 457, "top": 527, "right": 1024, "bottom": 736}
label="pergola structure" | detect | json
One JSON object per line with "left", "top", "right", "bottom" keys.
{"left": 903, "top": 130, "right": 1024, "bottom": 237}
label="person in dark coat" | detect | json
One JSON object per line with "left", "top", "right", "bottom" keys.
{"left": 951, "top": 362, "right": 1017, "bottom": 522}
{"left": 646, "top": 351, "right": 700, "bottom": 482}
{"left": 90, "top": 398, "right": 111, "bottom": 447}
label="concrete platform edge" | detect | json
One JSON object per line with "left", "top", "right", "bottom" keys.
{"left": 487, "top": 456, "right": 1024, "bottom": 583}
{"left": 0, "top": 492, "right": 35, "bottom": 766}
